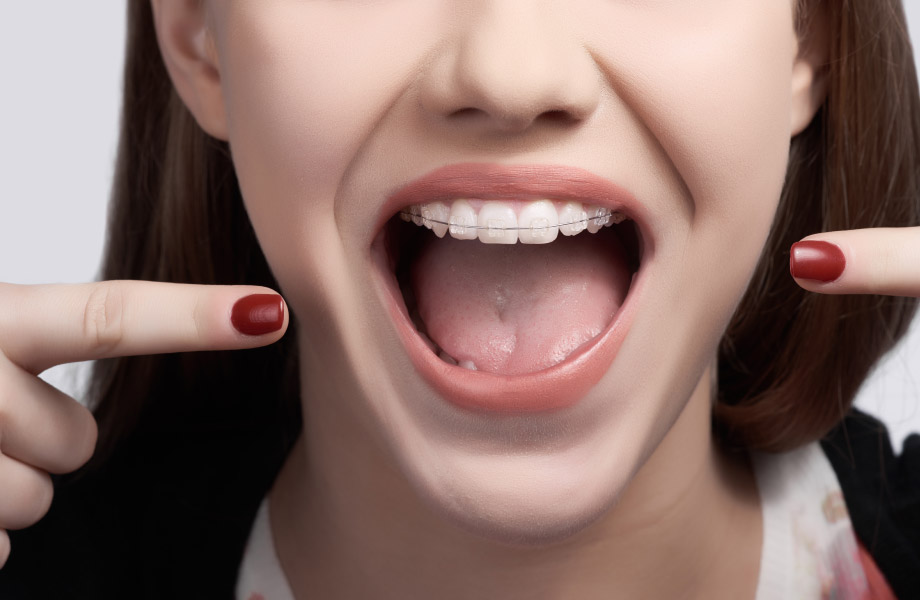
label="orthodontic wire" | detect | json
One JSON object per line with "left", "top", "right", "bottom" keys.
{"left": 398, "top": 212, "right": 621, "bottom": 232}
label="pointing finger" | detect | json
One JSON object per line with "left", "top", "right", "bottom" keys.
{"left": 0, "top": 281, "right": 288, "bottom": 374}
{"left": 790, "top": 227, "right": 920, "bottom": 297}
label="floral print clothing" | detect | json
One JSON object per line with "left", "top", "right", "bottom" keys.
{"left": 752, "top": 443, "right": 893, "bottom": 599}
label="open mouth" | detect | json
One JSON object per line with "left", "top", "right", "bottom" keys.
{"left": 370, "top": 164, "right": 651, "bottom": 414}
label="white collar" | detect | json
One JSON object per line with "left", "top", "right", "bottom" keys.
{"left": 236, "top": 496, "right": 295, "bottom": 600}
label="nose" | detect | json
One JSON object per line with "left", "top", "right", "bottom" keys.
{"left": 418, "top": 1, "right": 602, "bottom": 134}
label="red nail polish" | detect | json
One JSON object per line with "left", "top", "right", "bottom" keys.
{"left": 231, "top": 294, "right": 285, "bottom": 335}
{"left": 790, "top": 241, "right": 846, "bottom": 282}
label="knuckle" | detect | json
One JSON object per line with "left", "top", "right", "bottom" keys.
{"left": 22, "top": 471, "right": 54, "bottom": 527}
{"left": 67, "top": 404, "right": 98, "bottom": 472}
{"left": 869, "top": 239, "right": 898, "bottom": 293}
{"left": 1, "top": 464, "right": 53, "bottom": 530}
{"left": 43, "top": 401, "right": 98, "bottom": 475}
{"left": 192, "top": 295, "right": 206, "bottom": 341}
{"left": 0, "top": 529, "right": 8, "bottom": 568}
{"left": 0, "top": 371, "right": 10, "bottom": 445}
{"left": 82, "top": 282, "right": 127, "bottom": 356}
{"left": 0, "top": 401, "right": 6, "bottom": 447}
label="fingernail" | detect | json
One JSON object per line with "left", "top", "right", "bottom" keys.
{"left": 790, "top": 241, "right": 846, "bottom": 282}
{"left": 231, "top": 294, "right": 285, "bottom": 335}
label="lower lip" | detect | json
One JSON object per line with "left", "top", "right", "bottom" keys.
{"left": 371, "top": 235, "right": 645, "bottom": 415}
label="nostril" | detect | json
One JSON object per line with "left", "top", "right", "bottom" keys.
{"left": 449, "top": 107, "right": 482, "bottom": 120}
{"left": 446, "top": 107, "right": 535, "bottom": 133}
{"left": 540, "top": 109, "right": 578, "bottom": 125}
{"left": 447, "top": 107, "right": 579, "bottom": 131}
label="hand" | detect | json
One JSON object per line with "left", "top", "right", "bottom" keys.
{"left": 790, "top": 227, "right": 920, "bottom": 297}
{"left": 0, "top": 281, "right": 288, "bottom": 568}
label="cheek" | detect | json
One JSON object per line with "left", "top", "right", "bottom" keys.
{"left": 578, "top": 3, "right": 798, "bottom": 403}
{"left": 625, "top": 4, "right": 796, "bottom": 237}
{"left": 585, "top": 2, "right": 795, "bottom": 283}
{"left": 212, "top": 2, "right": 442, "bottom": 298}
{"left": 653, "top": 9, "right": 797, "bottom": 368}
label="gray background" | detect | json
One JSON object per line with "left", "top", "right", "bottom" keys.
{"left": 0, "top": 4, "right": 918, "bottom": 449}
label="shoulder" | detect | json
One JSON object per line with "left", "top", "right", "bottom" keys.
{"left": 820, "top": 408, "right": 920, "bottom": 598}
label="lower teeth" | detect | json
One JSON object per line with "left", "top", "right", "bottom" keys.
{"left": 437, "top": 349, "right": 458, "bottom": 365}
{"left": 435, "top": 348, "right": 477, "bottom": 370}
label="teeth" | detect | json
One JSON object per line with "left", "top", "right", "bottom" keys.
{"left": 419, "top": 205, "right": 433, "bottom": 229}
{"left": 517, "top": 200, "right": 559, "bottom": 244}
{"left": 558, "top": 201, "right": 588, "bottom": 236}
{"left": 478, "top": 202, "right": 518, "bottom": 244}
{"left": 418, "top": 330, "right": 439, "bottom": 353}
{"left": 401, "top": 199, "right": 627, "bottom": 243}
{"left": 448, "top": 200, "right": 478, "bottom": 240}
{"left": 422, "top": 202, "right": 450, "bottom": 238}
{"left": 438, "top": 350, "right": 458, "bottom": 366}
{"left": 586, "top": 205, "right": 612, "bottom": 234}
{"left": 435, "top": 347, "right": 477, "bottom": 371}
{"left": 409, "top": 204, "right": 424, "bottom": 226}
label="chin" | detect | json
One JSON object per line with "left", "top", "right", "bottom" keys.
{"left": 403, "top": 436, "right": 641, "bottom": 548}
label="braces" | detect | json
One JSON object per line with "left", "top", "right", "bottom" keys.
{"left": 398, "top": 210, "right": 626, "bottom": 232}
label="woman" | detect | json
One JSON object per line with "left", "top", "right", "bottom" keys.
{"left": 0, "top": 0, "right": 918, "bottom": 597}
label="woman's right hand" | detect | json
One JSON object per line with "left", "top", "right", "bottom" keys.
{"left": 0, "top": 281, "right": 288, "bottom": 568}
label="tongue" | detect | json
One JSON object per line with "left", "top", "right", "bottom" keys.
{"left": 410, "top": 232, "right": 632, "bottom": 375}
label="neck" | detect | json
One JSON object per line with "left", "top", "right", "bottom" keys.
{"left": 270, "top": 367, "right": 762, "bottom": 600}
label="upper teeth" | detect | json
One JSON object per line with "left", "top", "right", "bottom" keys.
{"left": 399, "top": 199, "right": 626, "bottom": 244}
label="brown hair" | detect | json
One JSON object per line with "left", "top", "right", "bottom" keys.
{"left": 83, "top": 0, "right": 919, "bottom": 474}
{"left": 715, "top": 0, "right": 920, "bottom": 451}
{"left": 84, "top": 1, "right": 300, "bottom": 471}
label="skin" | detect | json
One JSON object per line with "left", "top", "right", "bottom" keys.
{"left": 0, "top": 0, "right": 918, "bottom": 598}
{"left": 163, "top": 1, "right": 812, "bottom": 597}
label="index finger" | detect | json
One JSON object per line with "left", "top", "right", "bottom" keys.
{"left": 0, "top": 281, "right": 288, "bottom": 374}
{"left": 790, "top": 227, "right": 920, "bottom": 297}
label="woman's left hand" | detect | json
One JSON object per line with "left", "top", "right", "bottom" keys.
{"left": 790, "top": 227, "right": 920, "bottom": 297}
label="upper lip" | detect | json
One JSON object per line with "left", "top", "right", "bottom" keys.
{"left": 374, "top": 162, "right": 653, "bottom": 242}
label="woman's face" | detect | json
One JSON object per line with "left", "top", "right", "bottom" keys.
{"left": 202, "top": 1, "right": 810, "bottom": 543}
